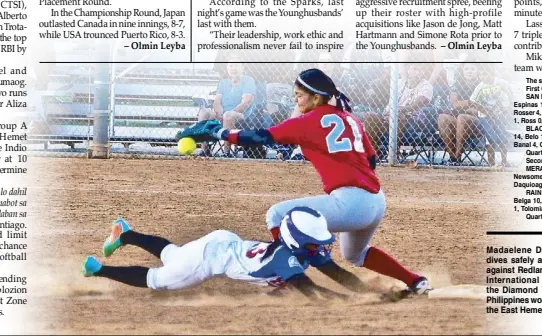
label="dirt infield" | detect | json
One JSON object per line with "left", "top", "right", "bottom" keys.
{"left": 26, "top": 157, "right": 511, "bottom": 335}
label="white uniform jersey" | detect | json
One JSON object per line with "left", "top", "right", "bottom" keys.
{"left": 146, "top": 230, "right": 329, "bottom": 291}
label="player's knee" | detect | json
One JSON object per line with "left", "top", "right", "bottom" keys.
{"left": 341, "top": 245, "right": 371, "bottom": 267}
{"left": 146, "top": 268, "right": 165, "bottom": 291}
{"left": 265, "top": 205, "right": 283, "bottom": 231}
{"left": 341, "top": 249, "right": 358, "bottom": 264}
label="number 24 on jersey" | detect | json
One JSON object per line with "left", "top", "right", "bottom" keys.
{"left": 321, "top": 114, "right": 365, "bottom": 154}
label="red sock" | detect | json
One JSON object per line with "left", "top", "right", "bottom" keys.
{"left": 362, "top": 246, "right": 420, "bottom": 287}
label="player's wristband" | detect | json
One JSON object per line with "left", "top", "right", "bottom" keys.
{"left": 216, "top": 128, "right": 241, "bottom": 145}
{"left": 227, "top": 130, "right": 241, "bottom": 145}
{"left": 216, "top": 127, "right": 229, "bottom": 140}
{"left": 220, "top": 129, "right": 272, "bottom": 146}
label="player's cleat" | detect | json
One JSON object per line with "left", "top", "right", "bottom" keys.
{"left": 82, "top": 256, "right": 102, "bottom": 277}
{"left": 103, "top": 218, "right": 132, "bottom": 257}
{"left": 380, "top": 276, "right": 432, "bottom": 302}
{"left": 408, "top": 276, "right": 432, "bottom": 295}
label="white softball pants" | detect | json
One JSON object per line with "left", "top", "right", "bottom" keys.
{"left": 146, "top": 230, "right": 238, "bottom": 290}
{"left": 266, "top": 187, "right": 386, "bottom": 266}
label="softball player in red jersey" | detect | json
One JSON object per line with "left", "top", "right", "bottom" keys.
{"left": 196, "top": 68, "right": 431, "bottom": 295}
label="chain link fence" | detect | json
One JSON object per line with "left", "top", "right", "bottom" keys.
{"left": 27, "top": 42, "right": 94, "bottom": 156}
{"left": 27, "top": 42, "right": 525, "bottom": 167}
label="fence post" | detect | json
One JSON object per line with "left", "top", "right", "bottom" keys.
{"left": 388, "top": 60, "right": 399, "bottom": 165}
{"left": 109, "top": 62, "right": 116, "bottom": 138}
{"left": 91, "top": 41, "right": 111, "bottom": 159}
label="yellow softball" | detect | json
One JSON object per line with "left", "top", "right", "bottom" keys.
{"left": 178, "top": 137, "right": 197, "bottom": 156}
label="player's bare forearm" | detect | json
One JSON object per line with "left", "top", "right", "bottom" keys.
{"left": 312, "top": 283, "right": 349, "bottom": 301}
{"left": 288, "top": 274, "right": 348, "bottom": 301}
{"left": 316, "top": 260, "right": 365, "bottom": 292}
{"left": 264, "top": 286, "right": 288, "bottom": 297}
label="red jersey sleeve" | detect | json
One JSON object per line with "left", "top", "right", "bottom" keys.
{"left": 268, "top": 115, "right": 308, "bottom": 145}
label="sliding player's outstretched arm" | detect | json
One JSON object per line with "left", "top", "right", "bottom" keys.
{"left": 315, "top": 260, "right": 365, "bottom": 292}
{"left": 264, "top": 256, "right": 348, "bottom": 300}
{"left": 286, "top": 273, "right": 349, "bottom": 301}
{"left": 305, "top": 245, "right": 365, "bottom": 293}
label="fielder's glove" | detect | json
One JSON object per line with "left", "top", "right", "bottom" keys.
{"left": 175, "top": 120, "right": 223, "bottom": 143}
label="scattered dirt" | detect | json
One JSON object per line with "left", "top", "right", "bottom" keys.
{"left": 24, "top": 158, "right": 510, "bottom": 335}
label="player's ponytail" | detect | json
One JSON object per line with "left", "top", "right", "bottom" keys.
{"left": 260, "top": 239, "right": 281, "bottom": 262}
{"left": 295, "top": 68, "right": 352, "bottom": 112}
